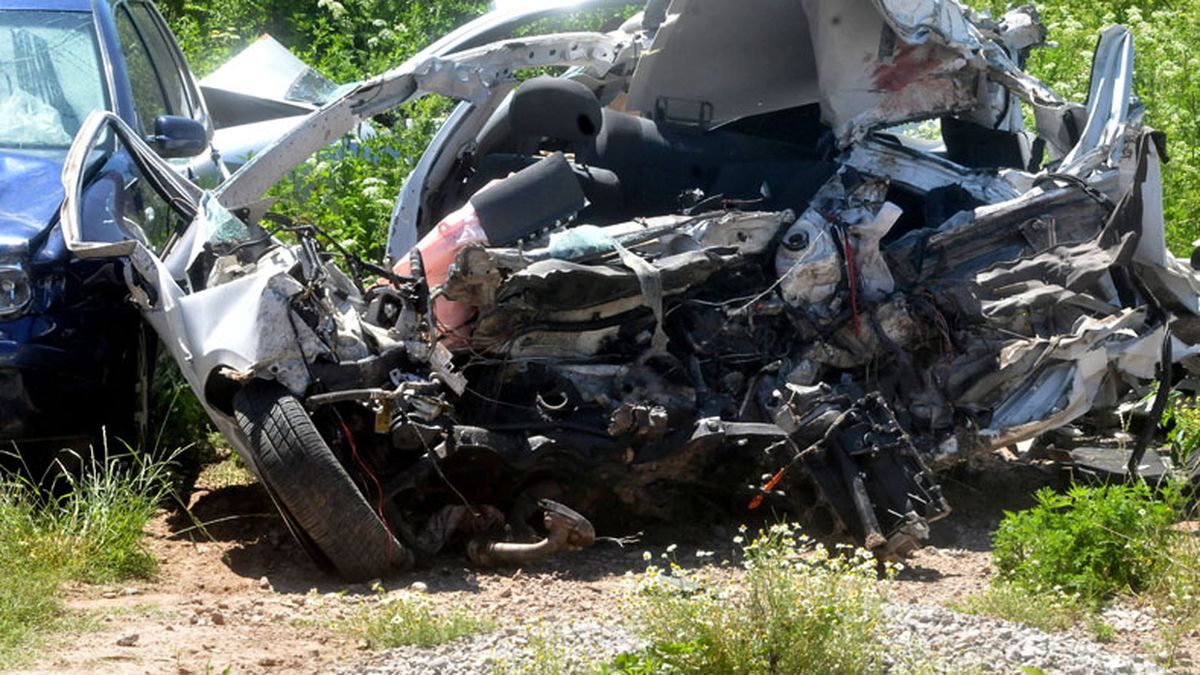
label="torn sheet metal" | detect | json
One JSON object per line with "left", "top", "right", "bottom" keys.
{"left": 624, "top": 0, "right": 1059, "bottom": 144}
{"left": 201, "top": 34, "right": 338, "bottom": 129}
{"left": 202, "top": 35, "right": 337, "bottom": 109}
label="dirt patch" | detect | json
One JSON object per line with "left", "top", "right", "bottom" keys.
{"left": 12, "top": 481, "right": 345, "bottom": 675}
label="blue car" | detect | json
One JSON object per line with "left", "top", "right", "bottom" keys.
{"left": 0, "top": 0, "right": 218, "bottom": 459}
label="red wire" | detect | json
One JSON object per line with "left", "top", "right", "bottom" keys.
{"left": 748, "top": 466, "right": 787, "bottom": 511}
{"left": 339, "top": 417, "right": 395, "bottom": 568}
{"left": 843, "top": 232, "right": 861, "bottom": 336}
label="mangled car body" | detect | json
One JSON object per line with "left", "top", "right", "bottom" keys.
{"left": 60, "top": 0, "right": 1200, "bottom": 579}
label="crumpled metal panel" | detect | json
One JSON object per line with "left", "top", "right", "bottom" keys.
{"left": 127, "top": 243, "right": 328, "bottom": 398}
{"left": 872, "top": 0, "right": 983, "bottom": 50}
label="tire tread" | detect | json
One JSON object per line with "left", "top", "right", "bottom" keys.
{"left": 233, "top": 381, "right": 410, "bottom": 580}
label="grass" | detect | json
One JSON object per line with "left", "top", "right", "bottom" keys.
{"left": 612, "top": 524, "right": 894, "bottom": 674}
{"left": 951, "top": 581, "right": 1085, "bottom": 633}
{"left": 0, "top": 443, "right": 175, "bottom": 667}
{"left": 196, "top": 442, "right": 256, "bottom": 490}
{"left": 1145, "top": 521, "right": 1200, "bottom": 666}
{"left": 329, "top": 585, "right": 496, "bottom": 649}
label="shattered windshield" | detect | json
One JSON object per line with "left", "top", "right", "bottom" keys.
{"left": 0, "top": 10, "right": 107, "bottom": 150}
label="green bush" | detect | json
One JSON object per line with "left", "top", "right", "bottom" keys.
{"left": 991, "top": 483, "right": 1179, "bottom": 601}
{"left": 160, "top": 0, "right": 488, "bottom": 79}
{"left": 619, "top": 524, "right": 892, "bottom": 674}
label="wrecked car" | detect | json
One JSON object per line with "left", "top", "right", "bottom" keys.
{"left": 59, "top": 0, "right": 1200, "bottom": 580}
{"left": 0, "top": 0, "right": 341, "bottom": 460}
{"left": 1, "top": 0, "right": 225, "bottom": 457}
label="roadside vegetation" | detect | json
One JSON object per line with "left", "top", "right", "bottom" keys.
{"left": 612, "top": 525, "right": 896, "bottom": 674}
{"left": 954, "top": 480, "right": 1200, "bottom": 666}
{"left": 992, "top": 483, "right": 1179, "bottom": 601}
{"left": 0, "top": 448, "right": 176, "bottom": 667}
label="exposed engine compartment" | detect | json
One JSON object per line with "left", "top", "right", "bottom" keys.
{"left": 278, "top": 80, "right": 1175, "bottom": 563}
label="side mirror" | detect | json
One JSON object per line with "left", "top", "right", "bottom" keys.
{"left": 146, "top": 115, "right": 208, "bottom": 159}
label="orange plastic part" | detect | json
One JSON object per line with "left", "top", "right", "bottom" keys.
{"left": 392, "top": 202, "right": 487, "bottom": 343}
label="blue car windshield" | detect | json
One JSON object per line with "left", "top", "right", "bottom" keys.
{"left": 0, "top": 10, "right": 107, "bottom": 150}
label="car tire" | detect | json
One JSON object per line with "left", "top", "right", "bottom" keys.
{"left": 233, "top": 380, "right": 412, "bottom": 580}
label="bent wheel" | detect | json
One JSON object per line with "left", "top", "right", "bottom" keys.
{"left": 233, "top": 381, "right": 411, "bottom": 580}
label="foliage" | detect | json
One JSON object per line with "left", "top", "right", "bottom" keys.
{"left": 330, "top": 584, "right": 495, "bottom": 649}
{"left": 265, "top": 96, "right": 455, "bottom": 263}
{"left": 1162, "top": 391, "right": 1200, "bottom": 465}
{"left": 0, "top": 446, "right": 175, "bottom": 666}
{"left": 991, "top": 483, "right": 1179, "bottom": 601}
{"left": 160, "top": 0, "right": 489, "bottom": 80}
{"left": 1146, "top": 526, "right": 1200, "bottom": 667}
{"left": 617, "top": 524, "right": 893, "bottom": 674}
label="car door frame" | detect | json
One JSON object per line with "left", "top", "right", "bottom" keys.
{"left": 60, "top": 110, "right": 200, "bottom": 259}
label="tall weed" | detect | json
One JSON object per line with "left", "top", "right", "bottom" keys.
{"left": 620, "top": 524, "right": 892, "bottom": 674}
{"left": 0, "top": 444, "right": 176, "bottom": 665}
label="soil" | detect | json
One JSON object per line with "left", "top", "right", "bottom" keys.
{"left": 10, "top": 456, "right": 1199, "bottom": 674}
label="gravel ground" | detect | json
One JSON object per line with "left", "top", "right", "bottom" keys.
{"left": 884, "top": 603, "right": 1165, "bottom": 674}
{"left": 338, "top": 601, "right": 1167, "bottom": 674}
{"left": 22, "top": 461, "right": 1192, "bottom": 674}
{"left": 340, "top": 620, "right": 648, "bottom": 674}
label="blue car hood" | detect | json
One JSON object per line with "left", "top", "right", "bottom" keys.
{"left": 0, "top": 150, "right": 65, "bottom": 251}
